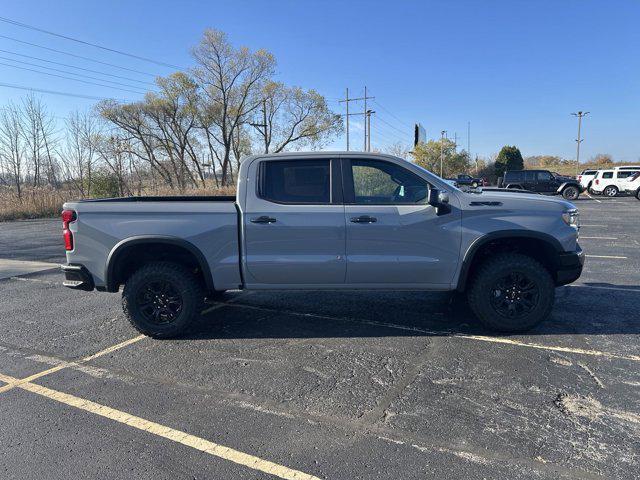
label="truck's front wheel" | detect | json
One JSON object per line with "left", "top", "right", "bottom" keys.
{"left": 467, "top": 253, "right": 555, "bottom": 333}
{"left": 122, "top": 261, "right": 203, "bottom": 338}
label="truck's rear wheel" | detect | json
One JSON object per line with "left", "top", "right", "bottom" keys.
{"left": 122, "top": 261, "right": 203, "bottom": 338}
{"left": 467, "top": 253, "right": 555, "bottom": 333}
{"left": 562, "top": 186, "right": 579, "bottom": 200}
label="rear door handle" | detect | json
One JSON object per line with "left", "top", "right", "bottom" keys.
{"left": 350, "top": 215, "right": 377, "bottom": 224}
{"left": 250, "top": 216, "right": 277, "bottom": 224}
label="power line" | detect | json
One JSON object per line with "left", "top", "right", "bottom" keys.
{"left": 372, "top": 99, "right": 412, "bottom": 128}
{"left": 0, "top": 82, "right": 111, "bottom": 100}
{"left": 376, "top": 114, "right": 409, "bottom": 137}
{"left": 0, "top": 55, "right": 155, "bottom": 91}
{"left": 0, "top": 48, "right": 157, "bottom": 86}
{"left": 0, "top": 16, "right": 183, "bottom": 69}
{"left": 0, "top": 34, "right": 159, "bottom": 77}
{"left": 0, "top": 61, "right": 147, "bottom": 95}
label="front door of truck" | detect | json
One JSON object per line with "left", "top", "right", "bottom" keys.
{"left": 342, "top": 158, "right": 460, "bottom": 287}
{"left": 242, "top": 158, "right": 346, "bottom": 286}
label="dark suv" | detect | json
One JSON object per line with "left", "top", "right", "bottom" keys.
{"left": 502, "top": 170, "right": 581, "bottom": 200}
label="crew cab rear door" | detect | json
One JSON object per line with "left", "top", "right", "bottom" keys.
{"left": 242, "top": 157, "right": 346, "bottom": 286}
{"left": 341, "top": 157, "right": 460, "bottom": 287}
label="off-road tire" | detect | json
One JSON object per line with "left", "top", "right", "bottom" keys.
{"left": 122, "top": 261, "right": 203, "bottom": 338}
{"left": 603, "top": 185, "right": 618, "bottom": 197}
{"left": 636, "top": 189, "right": 640, "bottom": 201}
{"left": 467, "top": 253, "right": 555, "bottom": 333}
{"left": 561, "top": 185, "right": 579, "bottom": 200}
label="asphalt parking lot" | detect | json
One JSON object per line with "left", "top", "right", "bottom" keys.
{"left": 1, "top": 195, "right": 639, "bottom": 480}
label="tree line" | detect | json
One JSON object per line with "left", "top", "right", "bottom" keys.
{"left": 0, "top": 29, "right": 343, "bottom": 199}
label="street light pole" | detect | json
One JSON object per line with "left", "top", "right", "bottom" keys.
{"left": 571, "top": 111, "right": 589, "bottom": 176}
{"left": 440, "top": 130, "right": 447, "bottom": 177}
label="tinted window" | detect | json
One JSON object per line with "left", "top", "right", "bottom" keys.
{"left": 602, "top": 172, "right": 614, "bottom": 179}
{"left": 617, "top": 170, "right": 637, "bottom": 179}
{"left": 537, "top": 171, "right": 552, "bottom": 181}
{"left": 350, "top": 159, "right": 428, "bottom": 204}
{"left": 524, "top": 171, "right": 536, "bottom": 182}
{"left": 504, "top": 171, "right": 523, "bottom": 183}
{"left": 582, "top": 170, "right": 597, "bottom": 175}
{"left": 260, "top": 160, "right": 330, "bottom": 204}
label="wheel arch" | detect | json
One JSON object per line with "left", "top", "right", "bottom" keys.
{"left": 456, "top": 230, "right": 564, "bottom": 292}
{"left": 105, "top": 236, "right": 214, "bottom": 293}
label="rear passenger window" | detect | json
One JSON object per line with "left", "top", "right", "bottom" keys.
{"left": 524, "top": 171, "right": 536, "bottom": 182}
{"left": 537, "top": 171, "right": 552, "bottom": 181}
{"left": 505, "top": 171, "right": 523, "bottom": 183}
{"left": 602, "top": 172, "right": 613, "bottom": 179}
{"left": 617, "top": 171, "right": 637, "bottom": 179}
{"left": 260, "top": 160, "right": 330, "bottom": 204}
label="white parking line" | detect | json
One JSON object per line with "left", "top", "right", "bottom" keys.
{"left": 580, "top": 236, "right": 618, "bottom": 240}
{"left": 585, "top": 192, "right": 601, "bottom": 203}
{"left": 586, "top": 255, "right": 628, "bottom": 259}
{"left": 581, "top": 224, "right": 607, "bottom": 227}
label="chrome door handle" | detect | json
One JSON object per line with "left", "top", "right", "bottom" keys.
{"left": 251, "top": 216, "right": 277, "bottom": 224}
{"left": 350, "top": 215, "right": 377, "bottom": 223}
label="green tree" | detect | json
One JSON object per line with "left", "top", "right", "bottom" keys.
{"left": 494, "top": 145, "right": 524, "bottom": 177}
{"left": 411, "top": 138, "right": 471, "bottom": 178}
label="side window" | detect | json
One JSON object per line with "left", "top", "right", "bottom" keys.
{"left": 602, "top": 172, "right": 613, "bottom": 179}
{"left": 537, "top": 171, "right": 552, "bottom": 181}
{"left": 524, "top": 171, "right": 536, "bottom": 182}
{"left": 617, "top": 171, "right": 637, "bottom": 179}
{"left": 260, "top": 160, "right": 330, "bottom": 204}
{"left": 505, "top": 171, "right": 523, "bottom": 183}
{"left": 349, "top": 159, "right": 429, "bottom": 205}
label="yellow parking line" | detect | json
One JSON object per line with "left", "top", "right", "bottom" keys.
{"left": 0, "top": 371, "right": 321, "bottom": 480}
{"left": 455, "top": 335, "right": 640, "bottom": 362}
{"left": 0, "top": 335, "right": 146, "bottom": 394}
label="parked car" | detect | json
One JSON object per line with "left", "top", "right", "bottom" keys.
{"left": 578, "top": 169, "right": 598, "bottom": 192}
{"left": 590, "top": 168, "right": 639, "bottom": 196}
{"left": 622, "top": 171, "right": 640, "bottom": 200}
{"left": 502, "top": 170, "right": 582, "bottom": 200}
{"left": 61, "top": 152, "right": 583, "bottom": 337}
{"left": 453, "top": 174, "right": 483, "bottom": 188}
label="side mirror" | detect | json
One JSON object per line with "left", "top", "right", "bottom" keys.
{"left": 428, "top": 188, "right": 449, "bottom": 207}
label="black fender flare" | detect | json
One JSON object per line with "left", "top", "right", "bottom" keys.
{"left": 105, "top": 235, "right": 214, "bottom": 292}
{"left": 456, "top": 230, "right": 564, "bottom": 291}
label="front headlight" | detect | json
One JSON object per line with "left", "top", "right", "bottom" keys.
{"left": 562, "top": 208, "right": 580, "bottom": 230}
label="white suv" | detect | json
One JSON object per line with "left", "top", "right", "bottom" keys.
{"left": 622, "top": 172, "right": 640, "bottom": 200}
{"left": 578, "top": 169, "right": 598, "bottom": 191}
{"left": 591, "top": 168, "right": 640, "bottom": 196}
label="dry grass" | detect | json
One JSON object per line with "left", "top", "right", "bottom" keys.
{"left": 0, "top": 184, "right": 238, "bottom": 222}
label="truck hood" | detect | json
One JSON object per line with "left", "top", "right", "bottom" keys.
{"left": 458, "top": 189, "right": 576, "bottom": 211}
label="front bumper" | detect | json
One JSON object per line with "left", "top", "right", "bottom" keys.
{"left": 61, "top": 264, "right": 94, "bottom": 291}
{"left": 555, "top": 246, "right": 585, "bottom": 286}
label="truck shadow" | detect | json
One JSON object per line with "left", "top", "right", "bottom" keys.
{"left": 184, "top": 284, "right": 640, "bottom": 339}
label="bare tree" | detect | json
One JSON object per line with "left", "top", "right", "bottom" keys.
{"left": 255, "top": 82, "right": 343, "bottom": 153}
{"left": 0, "top": 102, "right": 25, "bottom": 198}
{"left": 62, "top": 110, "right": 99, "bottom": 195}
{"left": 21, "top": 95, "right": 58, "bottom": 187}
{"left": 192, "top": 29, "right": 275, "bottom": 185}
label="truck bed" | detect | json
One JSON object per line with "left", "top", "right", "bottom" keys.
{"left": 73, "top": 195, "right": 237, "bottom": 203}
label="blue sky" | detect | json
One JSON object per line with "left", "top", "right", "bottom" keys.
{"left": 1, "top": 0, "right": 638, "bottom": 162}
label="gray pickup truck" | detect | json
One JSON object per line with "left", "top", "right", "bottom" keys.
{"left": 61, "top": 152, "right": 584, "bottom": 337}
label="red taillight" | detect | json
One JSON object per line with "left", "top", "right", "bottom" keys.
{"left": 62, "top": 209, "right": 76, "bottom": 251}
{"left": 595, "top": 179, "right": 599, "bottom": 185}
{"left": 578, "top": 175, "right": 582, "bottom": 181}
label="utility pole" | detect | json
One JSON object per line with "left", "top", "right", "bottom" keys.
{"left": 440, "top": 130, "right": 447, "bottom": 177}
{"left": 339, "top": 87, "right": 374, "bottom": 151}
{"left": 467, "top": 121, "right": 470, "bottom": 157}
{"left": 365, "top": 109, "right": 375, "bottom": 152}
{"left": 571, "top": 111, "right": 589, "bottom": 175}
{"left": 454, "top": 132, "right": 458, "bottom": 151}
{"left": 363, "top": 86, "right": 368, "bottom": 151}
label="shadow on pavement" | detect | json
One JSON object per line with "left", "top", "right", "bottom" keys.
{"left": 182, "top": 284, "right": 640, "bottom": 339}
